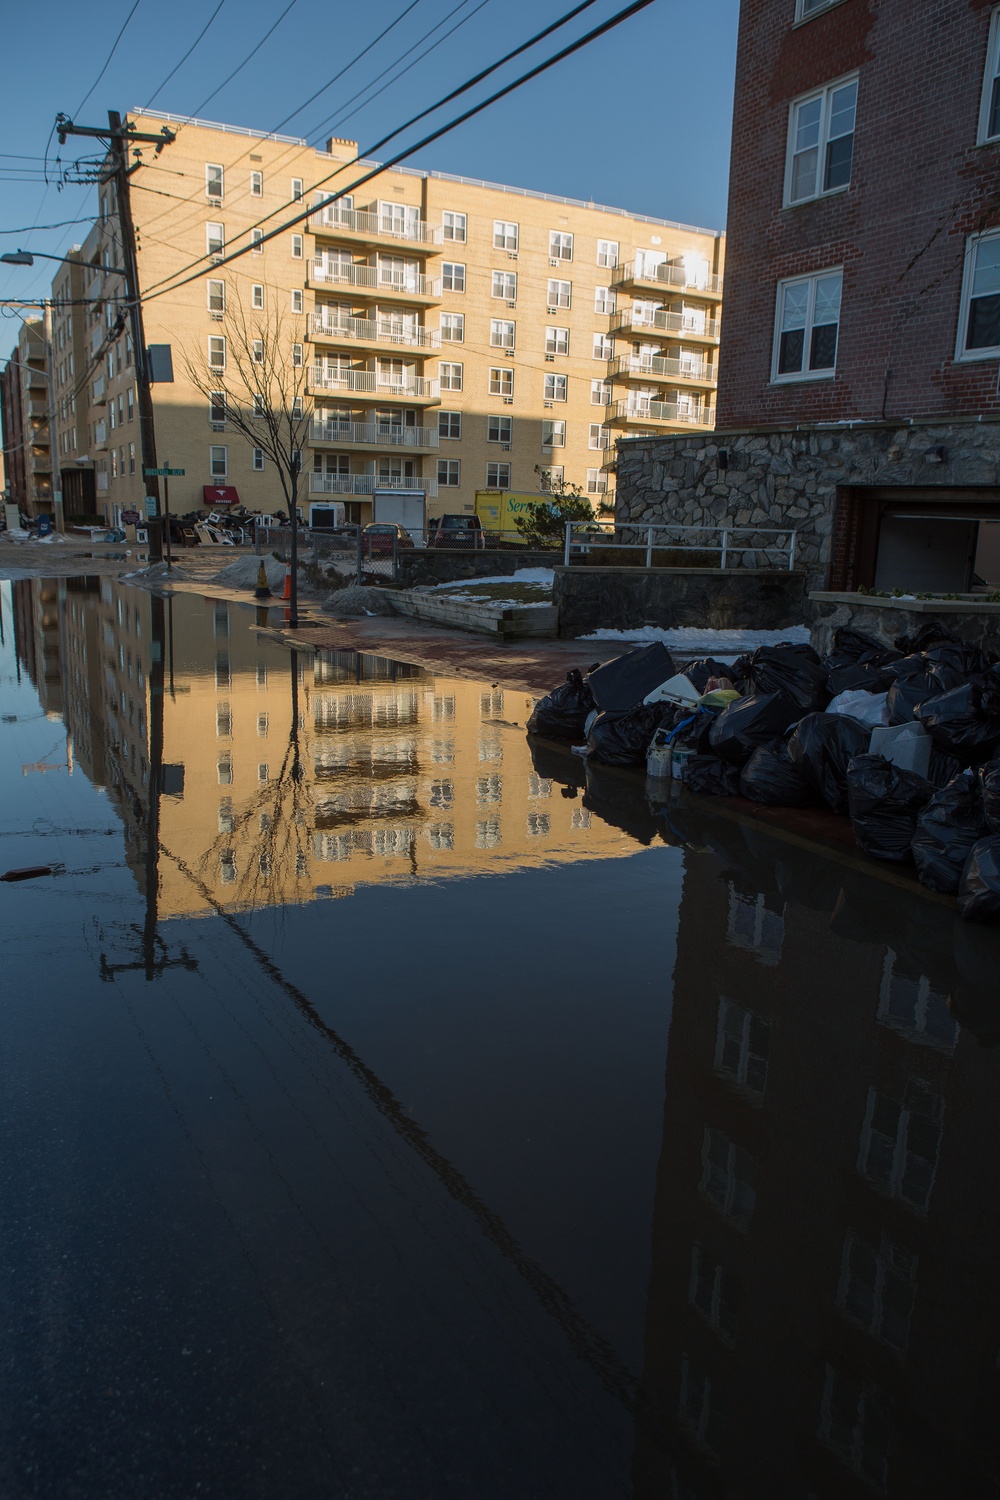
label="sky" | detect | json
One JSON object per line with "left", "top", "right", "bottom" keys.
{"left": 0, "top": 0, "right": 739, "bottom": 310}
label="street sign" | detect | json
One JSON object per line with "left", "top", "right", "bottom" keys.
{"left": 144, "top": 497, "right": 158, "bottom": 518}
{"left": 143, "top": 467, "right": 185, "bottom": 476}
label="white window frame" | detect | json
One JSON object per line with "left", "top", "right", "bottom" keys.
{"left": 486, "top": 461, "right": 511, "bottom": 489}
{"left": 596, "top": 238, "right": 619, "bottom": 268}
{"left": 440, "top": 361, "right": 464, "bottom": 391}
{"left": 440, "top": 312, "right": 465, "bottom": 343}
{"left": 771, "top": 267, "right": 843, "bottom": 383}
{"left": 547, "top": 278, "right": 571, "bottom": 309}
{"left": 545, "top": 326, "right": 569, "bottom": 356}
{"left": 291, "top": 233, "right": 303, "bottom": 258}
{"left": 490, "top": 318, "right": 515, "bottom": 349}
{"left": 208, "top": 335, "right": 226, "bottom": 370}
{"left": 591, "top": 378, "right": 610, "bottom": 406}
{"left": 784, "top": 73, "right": 859, "bottom": 207}
{"left": 492, "top": 270, "right": 517, "bottom": 300}
{"left": 543, "top": 372, "right": 567, "bottom": 402}
{"left": 209, "top": 390, "right": 227, "bottom": 424}
{"left": 487, "top": 414, "right": 512, "bottom": 443}
{"left": 489, "top": 366, "right": 513, "bottom": 397}
{"left": 210, "top": 444, "right": 228, "bottom": 478}
{"left": 250, "top": 170, "right": 263, "bottom": 197}
{"left": 588, "top": 422, "right": 609, "bottom": 449}
{"left": 251, "top": 283, "right": 264, "bottom": 310}
{"left": 206, "top": 222, "right": 225, "bottom": 256}
{"left": 252, "top": 338, "right": 265, "bottom": 364}
{"left": 251, "top": 228, "right": 264, "bottom": 255}
{"left": 586, "top": 468, "right": 607, "bottom": 495}
{"left": 291, "top": 342, "right": 303, "bottom": 368}
{"left": 594, "top": 285, "right": 615, "bottom": 315}
{"left": 437, "top": 458, "right": 461, "bottom": 486}
{"left": 549, "top": 230, "right": 573, "bottom": 261}
{"left": 253, "top": 448, "right": 265, "bottom": 471}
{"left": 593, "top": 333, "right": 612, "bottom": 360}
{"left": 795, "top": 0, "right": 846, "bottom": 19}
{"left": 493, "top": 219, "right": 518, "bottom": 251}
{"left": 291, "top": 177, "right": 303, "bottom": 200}
{"left": 207, "top": 279, "right": 225, "bottom": 314}
{"left": 253, "top": 394, "right": 266, "bottom": 417}
{"left": 956, "top": 229, "right": 1000, "bottom": 362}
{"left": 442, "top": 261, "right": 466, "bottom": 292}
{"left": 442, "top": 210, "right": 467, "bottom": 243}
{"left": 438, "top": 410, "right": 462, "bottom": 439}
{"left": 291, "top": 289, "right": 303, "bottom": 314}
{"left": 980, "top": 8, "right": 1000, "bottom": 143}
{"left": 205, "top": 163, "right": 224, "bottom": 200}
{"left": 542, "top": 418, "right": 566, "bottom": 447}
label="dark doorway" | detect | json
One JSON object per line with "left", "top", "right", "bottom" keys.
{"left": 830, "top": 486, "right": 1000, "bottom": 591}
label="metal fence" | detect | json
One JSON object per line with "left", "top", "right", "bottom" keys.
{"left": 562, "top": 521, "right": 799, "bottom": 570}
{"left": 254, "top": 523, "right": 565, "bottom": 584}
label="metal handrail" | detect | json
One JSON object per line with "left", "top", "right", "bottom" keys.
{"left": 563, "top": 521, "right": 798, "bottom": 571}
{"left": 611, "top": 260, "right": 723, "bottom": 295}
{"left": 307, "top": 366, "right": 439, "bottom": 398}
{"left": 610, "top": 308, "right": 721, "bottom": 340}
{"left": 311, "top": 200, "right": 437, "bottom": 244}
{"left": 611, "top": 399, "right": 714, "bottom": 425}
{"left": 310, "top": 261, "right": 440, "bottom": 296}
{"left": 309, "top": 419, "right": 439, "bottom": 447}
{"left": 310, "top": 313, "right": 438, "bottom": 348}
{"left": 610, "top": 354, "right": 716, "bottom": 384}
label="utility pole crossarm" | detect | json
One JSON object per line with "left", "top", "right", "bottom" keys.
{"left": 56, "top": 114, "right": 175, "bottom": 149}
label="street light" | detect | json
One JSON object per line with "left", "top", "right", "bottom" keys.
{"left": 1, "top": 249, "right": 126, "bottom": 273}
{"left": 0, "top": 251, "right": 34, "bottom": 266}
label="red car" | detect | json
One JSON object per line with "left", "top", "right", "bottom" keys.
{"left": 361, "top": 522, "right": 415, "bottom": 556}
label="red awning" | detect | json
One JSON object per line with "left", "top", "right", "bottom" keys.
{"left": 203, "top": 485, "right": 240, "bottom": 507}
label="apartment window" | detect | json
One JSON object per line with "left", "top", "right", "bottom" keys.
{"left": 588, "top": 422, "right": 609, "bottom": 449}
{"left": 291, "top": 233, "right": 303, "bottom": 258}
{"left": 490, "top": 318, "right": 515, "bottom": 349}
{"left": 110, "top": 447, "right": 118, "bottom": 479}
{"left": 207, "top": 279, "right": 225, "bottom": 314}
{"left": 209, "top": 391, "right": 227, "bottom": 424}
{"left": 251, "top": 229, "right": 264, "bottom": 255}
{"left": 715, "top": 998, "right": 770, "bottom": 1096}
{"left": 594, "top": 285, "right": 615, "bottom": 314}
{"left": 542, "top": 418, "right": 566, "bottom": 447}
{"left": 679, "top": 1356, "right": 728, "bottom": 1455}
{"left": 819, "top": 1366, "right": 892, "bottom": 1489}
{"left": 858, "top": 1081, "right": 943, "bottom": 1214}
{"left": 690, "top": 1244, "right": 741, "bottom": 1342}
{"left": 291, "top": 342, "right": 303, "bottom": 367}
{"left": 252, "top": 338, "right": 264, "bottom": 364}
{"left": 291, "top": 396, "right": 303, "bottom": 419}
{"left": 442, "top": 261, "right": 466, "bottom": 292}
{"left": 128, "top": 442, "right": 135, "bottom": 474}
{"left": 439, "top": 410, "right": 461, "bottom": 439}
{"left": 210, "top": 445, "right": 228, "bottom": 478}
{"left": 538, "top": 465, "right": 563, "bottom": 491}
{"left": 796, "top": 0, "right": 843, "bottom": 17}
{"left": 878, "top": 950, "right": 957, "bottom": 1049}
{"left": 591, "top": 378, "right": 611, "bottom": 405}
{"left": 838, "top": 1233, "right": 916, "bottom": 1353}
{"left": 957, "top": 231, "right": 1000, "bottom": 359}
{"left": 442, "top": 210, "right": 467, "bottom": 242}
{"left": 206, "top": 222, "right": 224, "bottom": 256}
{"left": 547, "top": 278, "right": 571, "bottom": 309}
{"left": 291, "top": 177, "right": 303, "bottom": 200}
{"left": 438, "top": 458, "right": 461, "bottom": 486}
{"left": 493, "top": 219, "right": 518, "bottom": 251}
{"left": 593, "top": 333, "right": 612, "bottom": 360}
{"left": 488, "top": 415, "right": 512, "bottom": 443}
{"left": 549, "top": 230, "right": 573, "bottom": 261}
{"left": 440, "top": 312, "right": 465, "bottom": 342}
{"left": 253, "top": 448, "right": 265, "bottom": 471}
{"left": 109, "top": 403, "right": 117, "bottom": 431}
{"left": 586, "top": 468, "right": 607, "bottom": 494}
{"left": 208, "top": 335, "right": 226, "bottom": 370}
{"left": 250, "top": 170, "right": 263, "bottom": 196}
{"left": 291, "top": 289, "right": 303, "bottom": 313}
{"left": 597, "top": 239, "right": 619, "bottom": 269}
{"left": 544, "top": 372, "right": 568, "bottom": 401}
{"left": 440, "top": 361, "right": 464, "bottom": 391}
{"left": 486, "top": 462, "right": 511, "bottom": 489}
{"left": 785, "top": 75, "right": 858, "bottom": 205}
{"left": 253, "top": 393, "right": 266, "bottom": 417}
{"left": 492, "top": 270, "right": 517, "bottom": 300}
{"left": 727, "top": 885, "right": 784, "bottom": 961}
{"left": 205, "top": 163, "right": 224, "bottom": 200}
{"left": 773, "top": 269, "right": 842, "bottom": 380}
{"left": 545, "top": 326, "right": 569, "bottom": 356}
{"left": 251, "top": 283, "right": 264, "bottom": 310}
{"left": 489, "top": 366, "right": 513, "bottom": 397}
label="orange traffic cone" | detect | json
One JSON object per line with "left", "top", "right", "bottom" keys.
{"left": 283, "top": 564, "right": 291, "bottom": 600}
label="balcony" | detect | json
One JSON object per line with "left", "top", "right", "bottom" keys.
{"left": 609, "top": 354, "right": 717, "bottom": 388}
{"left": 307, "top": 261, "right": 441, "bottom": 304}
{"left": 94, "top": 421, "right": 108, "bottom": 447}
{"left": 307, "top": 366, "right": 439, "bottom": 404}
{"left": 609, "top": 399, "right": 715, "bottom": 428}
{"left": 309, "top": 472, "right": 439, "bottom": 497}
{"left": 609, "top": 306, "right": 721, "bottom": 343}
{"left": 310, "top": 419, "right": 439, "bottom": 452}
{"left": 309, "top": 313, "right": 439, "bottom": 350}
{"left": 611, "top": 260, "right": 723, "bottom": 300}
{"left": 29, "top": 448, "right": 52, "bottom": 472}
{"left": 91, "top": 376, "right": 106, "bottom": 402}
{"left": 309, "top": 200, "right": 440, "bottom": 249}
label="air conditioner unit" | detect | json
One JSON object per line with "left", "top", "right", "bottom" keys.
{"left": 502, "top": 397, "right": 513, "bottom": 405}
{"left": 506, "top": 300, "right": 516, "bottom": 309}
{"left": 210, "top": 312, "right": 224, "bottom": 321}
{"left": 501, "top": 443, "right": 511, "bottom": 451}
{"left": 549, "top": 258, "right": 560, "bottom": 267}
{"left": 545, "top": 354, "right": 555, "bottom": 363}
{"left": 543, "top": 401, "right": 554, "bottom": 409}
{"left": 210, "top": 255, "right": 224, "bottom": 264}
{"left": 505, "top": 349, "right": 515, "bottom": 357}
{"left": 210, "top": 422, "right": 225, "bottom": 432}
{"left": 546, "top": 307, "right": 558, "bottom": 314}
{"left": 508, "top": 252, "right": 518, "bottom": 261}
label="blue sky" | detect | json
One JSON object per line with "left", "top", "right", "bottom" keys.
{"left": 0, "top": 0, "right": 739, "bottom": 307}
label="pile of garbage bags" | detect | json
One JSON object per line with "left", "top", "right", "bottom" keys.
{"left": 528, "top": 624, "right": 1000, "bottom": 921}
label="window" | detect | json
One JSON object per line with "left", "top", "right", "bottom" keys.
{"left": 442, "top": 210, "right": 466, "bottom": 242}
{"left": 490, "top": 318, "right": 515, "bottom": 349}
{"left": 439, "top": 410, "right": 461, "bottom": 439}
{"left": 549, "top": 230, "right": 573, "bottom": 261}
{"left": 796, "top": 0, "right": 843, "bottom": 17}
{"left": 442, "top": 261, "right": 465, "bottom": 292}
{"left": 440, "top": 312, "right": 465, "bottom": 342}
{"left": 858, "top": 1080, "right": 943, "bottom": 1214}
{"left": 957, "top": 231, "right": 1000, "bottom": 360}
{"left": 252, "top": 283, "right": 264, "bottom": 310}
{"left": 544, "top": 372, "right": 567, "bottom": 401}
{"left": 207, "top": 279, "right": 225, "bottom": 313}
{"left": 700, "top": 1127, "right": 756, "bottom": 1229}
{"left": 440, "top": 361, "right": 463, "bottom": 391}
{"left": 715, "top": 999, "right": 770, "bottom": 1095}
{"left": 588, "top": 422, "right": 608, "bottom": 449}
{"left": 596, "top": 238, "right": 619, "bottom": 268}
{"left": 980, "top": 9, "right": 1000, "bottom": 143}
{"left": 593, "top": 333, "right": 612, "bottom": 360}
{"left": 586, "top": 468, "right": 607, "bottom": 494}
{"left": 206, "top": 222, "right": 224, "bottom": 256}
{"left": 253, "top": 393, "right": 266, "bottom": 418}
{"left": 493, "top": 219, "right": 518, "bottom": 251}
{"left": 545, "top": 326, "right": 569, "bottom": 355}
{"left": 878, "top": 951, "right": 957, "bottom": 1048}
{"left": 291, "top": 233, "right": 303, "bottom": 258}
{"left": 251, "top": 228, "right": 263, "bottom": 255}
{"left": 486, "top": 462, "right": 510, "bottom": 488}
{"left": 542, "top": 418, "right": 565, "bottom": 447}
{"left": 492, "top": 270, "right": 517, "bottom": 300}
{"left": 538, "top": 465, "right": 563, "bottom": 491}
{"left": 250, "top": 170, "right": 263, "bottom": 196}
{"left": 110, "top": 447, "right": 118, "bottom": 479}
{"left": 819, "top": 1366, "right": 892, "bottom": 1489}
{"left": 252, "top": 338, "right": 264, "bottom": 364}
{"left": 209, "top": 390, "right": 227, "bottom": 424}
{"left": 128, "top": 442, "right": 135, "bottom": 474}
{"left": 291, "top": 177, "right": 303, "bottom": 200}
{"left": 253, "top": 448, "right": 265, "bottom": 471}
{"left": 547, "top": 278, "right": 571, "bottom": 308}
{"left": 838, "top": 1233, "right": 916, "bottom": 1353}
{"left": 438, "top": 458, "right": 460, "bottom": 486}
{"left": 488, "top": 415, "right": 512, "bottom": 443}
{"left": 291, "top": 342, "right": 303, "bottom": 367}
{"left": 726, "top": 885, "right": 784, "bottom": 961}
{"left": 773, "top": 269, "right": 842, "bottom": 380}
{"left": 208, "top": 335, "right": 226, "bottom": 370}
{"left": 205, "top": 163, "right": 224, "bottom": 200}
{"left": 291, "top": 396, "right": 303, "bottom": 419}
{"left": 594, "top": 285, "right": 615, "bottom": 314}
{"left": 591, "top": 378, "right": 610, "bottom": 405}
{"left": 210, "top": 445, "right": 228, "bottom": 478}
{"left": 785, "top": 75, "right": 858, "bottom": 205}
{"left": 690, "top": 1244, "right": 741, "bottom": 1342}
{"left": 679, "top": 1355, "right": 728, "bottom": 1455}
{"left": 489, "top": 366, "right": 513, "bottom": 397}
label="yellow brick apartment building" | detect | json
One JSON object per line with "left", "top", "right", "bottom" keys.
{"left": 45, "top": 111, "right": 724, "bottom": 527}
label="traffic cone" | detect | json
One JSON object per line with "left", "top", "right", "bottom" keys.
{"left": 253, "top": 562, "right": 272, "bottom": 600}
{"left": 283, "top": 564, "right": 292, "bottom": 600}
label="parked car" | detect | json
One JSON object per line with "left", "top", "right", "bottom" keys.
{"left": 428, "top": 514, "right": 485, "bottom": 549}
{"left": 361, "top": 522, "right": 415, "bottom": 557}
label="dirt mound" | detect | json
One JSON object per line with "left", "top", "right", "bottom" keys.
{"left": 322, "top": 585, "right": 398, "bottom": 617}
{"left": 212, "top": 556, "right": 287, "bottom": 589}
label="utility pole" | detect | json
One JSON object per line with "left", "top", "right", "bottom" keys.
{"left": 56, "top": 111, "right": 174, "bottom": 562}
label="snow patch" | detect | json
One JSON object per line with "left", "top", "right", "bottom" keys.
{"left": 428, "top": 568, "right": 554, "bottom": 590}
{"left": 580, "top": 624, "right": 812, "bottom": 654}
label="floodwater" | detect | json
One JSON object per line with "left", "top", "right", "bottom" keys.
{"left": 1, "top": 578, "right": 999, "bottom": 1500}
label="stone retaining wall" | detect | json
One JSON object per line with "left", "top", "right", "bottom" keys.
{"left": 809, "top": 592, "right": 1000, "bottom": 655}
{"left": 553, "top": 567, "right": 808, "bottom": 637}
{"left": 394, "top": 548, "right": 557, "bottom": 588}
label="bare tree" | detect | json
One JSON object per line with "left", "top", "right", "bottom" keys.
{"left": 185, "top": 289, "right": 310, "bottom": 624}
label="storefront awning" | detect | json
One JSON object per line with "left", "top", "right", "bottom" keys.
{"left": 203, "top": 485, "right": 240, "bottom": 507}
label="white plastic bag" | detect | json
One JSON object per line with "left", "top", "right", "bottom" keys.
{"left": 827, "top": 688, "right": 889, "bottom": 726}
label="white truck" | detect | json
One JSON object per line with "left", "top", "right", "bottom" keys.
{"left": 372, "top": 488, "right": 426, "bottom": 540}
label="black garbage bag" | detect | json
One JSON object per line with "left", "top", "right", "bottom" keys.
{"left": 587, "top": 643, "right": 675, "bottom": 713}
{"left": 911, "top": 770, "right": 989, "bottom": 894}
{"left": 915, "top": 672, "right": 1000, "bottom": 764}
{"left": 586, "top": 703, "right": 671, "bottom": 767}
{"left": 742, "top": 642, "right": 829, "bottom": 714}
{"left": 957, "top": 836, "right": 1000, "bottom": 922}
{"left": 924, "top": 639, "right": 995, "bottom": 676}
{"left": 526, "top": 666, "right": 598, "bottom": 739}
{"left": 665, "top": 706, "right": 717, "bottom": 755}
{"left": 727, "top": 653, "right": 752, "bottom": 692}
{"left": 952, "top": 922, "right": 1000, "bottom": 1042}
{"left": 846, "top": 753, "right": 935, "bottom": 863}
{"left": 928, "top": 747, "right": 963, "bottom": 789}
{"left": 822, "top": 629, "right": 902, "bottom": 692}
{"left": 894, "top": 621, "right": 961, "bottom": 655}
{"left": 739, "top": 741, "right": 817, "bottom": 807}
{"left": 708, "top": 691, "right": 799, "bottom": 766}
{"left": 682, "top": 754, "right": 742, "bottom": 796}
{"left": 682, "top": 657, "right": 738, "bottom": 693}
{"left": 981, "top": 761, "right": 1000, "bottom": 833}
{"left": 823, "top": 626, "right": 888, "bottom": 665}
{"left": 887, "top": 662, "right": 966, "bottom": 725}
{"left": 827, "top": 661, "right": 893, "bottom": 696}
{"left": 787, "top": 712, "right": 871, "bottom": 812}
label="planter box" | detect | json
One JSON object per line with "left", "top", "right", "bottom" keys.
{"left": 809, "top": 591, "right": 1000, "bottom": 655}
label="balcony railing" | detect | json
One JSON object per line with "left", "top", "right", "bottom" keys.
{"left": 309, "top": 472, "right": 439, "bottom": 497}
{"left": 610, "top": 307, "right": 721, "bottom": 340}
{"left": 610, "top": 354, "right": 717, "bottom": 385}
{"left": 91, "top": 376, "right": 106, "bottom": 401}
{"left": 311, "top": 261, "right": 439, "bottom": 297}
{"left": 311, "top": 313, "right": 438, "bottom": 349}
{"left": 612, "top": 260, "right": 723, "bottom": 296}
{"left": 312, "top": 200, "right": 438, "bottom": 245}
{"left": 611, "top": 399, "right": 714, "bottom": 426}
{"left": 94, "top": 421, "right": 108, "bottom": 445}
{"left": 308, "top": 366, "right": 439, "bottom": 400}
{"left": 310, "top": 419, "right": 439, "bottom": 448}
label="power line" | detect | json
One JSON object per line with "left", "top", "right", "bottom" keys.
{"left": 143, "top": 0, "right": 228, "bottom": 109}
{"left": 183, "top": 0, "right": 301, "bottom": 121}
{"left": 275, "top": 0, "right": 425, "bottom": 133}
{"left": 74, "top": 0, "right": 145, "bottom": 117}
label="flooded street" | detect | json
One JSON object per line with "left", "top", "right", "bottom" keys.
{"left": 2, "top": 576, "right": 1000, "bottom": 1499}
